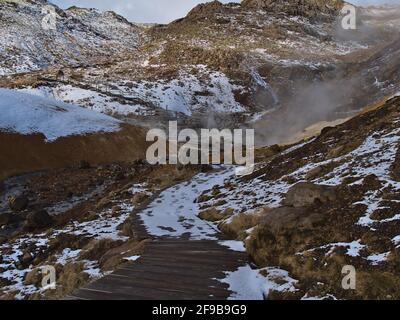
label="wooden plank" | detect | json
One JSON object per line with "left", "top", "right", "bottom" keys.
{"left": 86, "top": 277, "right": 229, "bottom": 300}
{"left": 104, "top": 273, "right": 230, "bottom": 295}
{"left": 145, "top": 248, "right": 246, "bottom": 256}
{"left": 72, "top": 288, "right": 151, "bottom": 300}
{"left": 113, "top": 265, "right": 229, "bottom": 282}
{"left": 79, "top": 279, "right": 221, "bottom": 300}
{"left": 131, "top": 259, "right": 245, "bottom": 271}
{"left": 73, "top": 237, "right": 250, "bottom": 300}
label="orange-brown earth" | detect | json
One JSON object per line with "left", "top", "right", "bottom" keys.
{"left": 0, "top": 124, "right": 148, "bottom": 181}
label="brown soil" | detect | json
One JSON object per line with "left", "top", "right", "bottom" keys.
{"left": 0, "top": 124, "right": 148, "bottom": 181}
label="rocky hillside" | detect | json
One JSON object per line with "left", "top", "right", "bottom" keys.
{"left": 2, "top": 0, "right": 399, "bottom": 137}
{"left": 1, "top": 0, "right": 400, "bottom": 301}
{"left": 0, "top": 0, "right": 141, "bottom": 76}
{"left": 241, "top": 0, "right": 344, "bottom": 21}
{"left": 197, "top": 93, "right": 400, "bottom": 299}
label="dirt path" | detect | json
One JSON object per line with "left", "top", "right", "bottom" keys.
{"left": 70, "top": 168, "right": 251, "bottom": 300}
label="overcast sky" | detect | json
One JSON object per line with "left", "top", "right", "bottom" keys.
{"left": 50, "top": 0, "right": 400, "bottom": 23}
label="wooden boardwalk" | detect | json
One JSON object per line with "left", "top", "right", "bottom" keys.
{"left": 70, "top": 238, "right": 248, "bottom": 300}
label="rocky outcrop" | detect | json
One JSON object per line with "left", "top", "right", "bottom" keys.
{"left": 0, "top": 0, "right": 141, "bottom": 76}
{"left": 185, "top": 1, "right": 225, "bottom": 20}
{"left": 242, "top": 0, "right": 344, "bottom": 21}
{"left": 261, "top": 206, "right": 325, "bottom": 234}
{"left": 282, "top": 182, "right": 337, "bottom": 207}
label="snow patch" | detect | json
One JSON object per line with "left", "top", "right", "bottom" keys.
{"left": 366, "top": 252, "right": 390, "bottom": 265}
{"left": 218, "top": 240, "right": 246, "bottom": 252}
{"left": 0, "top": 88, "right": 121, "bottom": 142}
{"left": 219, "top": 265, "right": 298, "bottom": 300}
{"left": 140, "top": 167, "right": 236, "bottom": 239}
{"left": 124, "top": 255, "right": 141, "bottom": 262}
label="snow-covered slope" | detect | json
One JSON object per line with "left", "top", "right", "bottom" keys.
{"left": 2, "top": 0, "right": 398, "bottom": 125}
{"left": 0, "top": 0, "right": 141, "bottom": 76}
{"left": 197, "top": 95, "right": 400, "bottom": 299}
{"left": 39, "top": 65, "right": 245, "bottom": 116}
{"left": 0, "top": 88, "right": 121, "bottom": 141}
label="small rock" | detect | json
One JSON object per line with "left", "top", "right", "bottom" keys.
{"left": 8, "top": 195, "right": 29, "bottom": 212}
{"left": 19, "top": 251, "right": 34, "bottom": 268}
{"left": 305, "top": 166, "right": 323, "bottom": 180}
{"left": 196, "top": 194, "right": 211, "bottom": 203}
{"left": 111, "top": 206, "right": 121, "bottom": 217}
{"left": 132, "top": 192, "right": 150, "bottom": 205}
{"left": 24, "top": 210, "right": 54, "bottom": 231}
{"left": 24, "top": 268, "right": 42, "bottom": 287}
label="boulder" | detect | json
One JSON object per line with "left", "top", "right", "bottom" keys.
{"left": 283, "top": 182, "right": 337, "bottom": 208}
{"left": 8, "top": 195, "right": 29, "bottom": 212}
{"left": 261, "top": 206, "right": 325, "bottom": 234}
{"left": 24, "top": 210, "right": 54, "bottom": 231}
{"left": 199, "top": 207, "right": 224, "bottom": 222}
